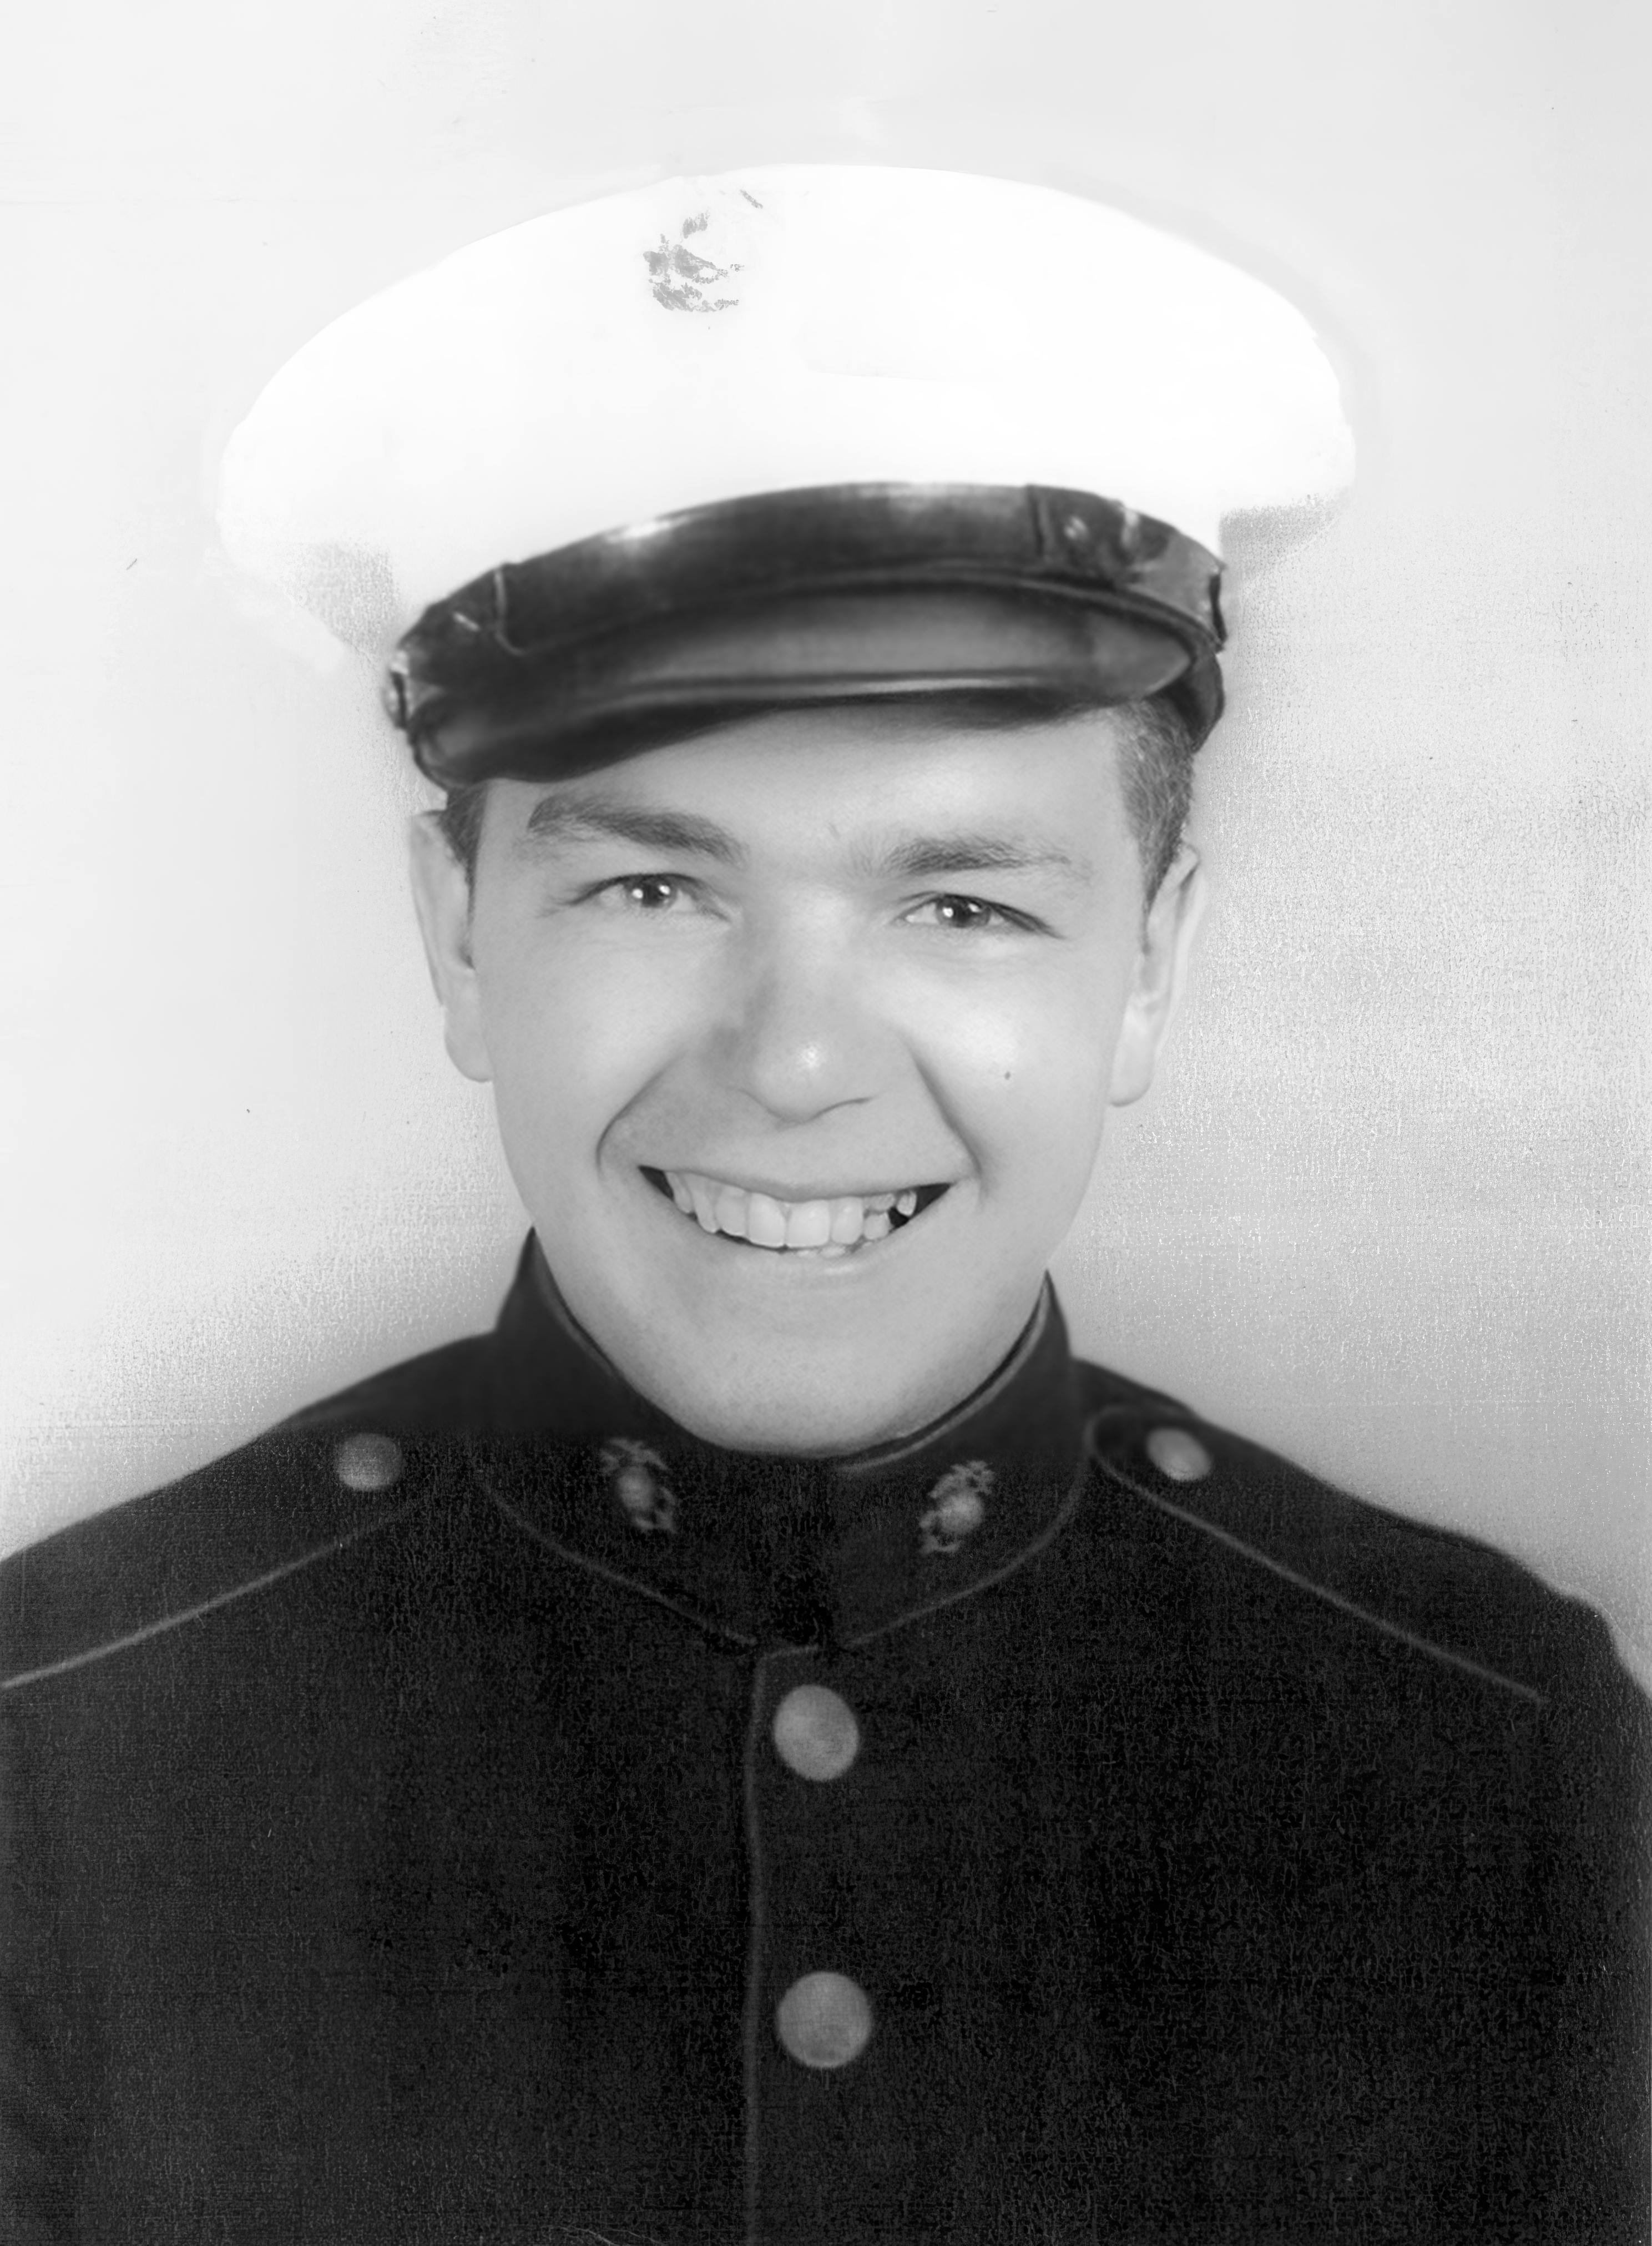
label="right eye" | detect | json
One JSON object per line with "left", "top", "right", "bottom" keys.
{"left": 591, "top": 875, "right": 699, "bottom": 913}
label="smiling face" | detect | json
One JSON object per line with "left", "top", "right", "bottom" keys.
{"left": 410, "top": 705, "right": 1203, "bottom": 1455}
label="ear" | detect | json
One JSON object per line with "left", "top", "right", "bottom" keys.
{"left": 407, "top": 812, "right": 494, "bottom": 1084}
{"left": 1108, "top": 844, "right": 1207, "bottom": 1108}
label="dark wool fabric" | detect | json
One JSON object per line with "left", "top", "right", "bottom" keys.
{"left": 2, "top": 1241, "right": 1646, "bottom": 2244}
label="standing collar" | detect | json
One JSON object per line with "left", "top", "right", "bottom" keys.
{"left": 470, "top": 1236, "right": 1088, "bottom": 1648}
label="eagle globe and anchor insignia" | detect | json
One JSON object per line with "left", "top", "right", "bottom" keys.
{"left": 642, "top": 194, "right": 760, "bottom": 314}
{"left": 600, "top": 1436, "right": 678, "bottom": 1536}
{"left": 918, "top": 1460, "right": 994, "bottom": 1555}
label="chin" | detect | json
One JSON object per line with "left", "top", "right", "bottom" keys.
{"left": 543, "top": 1182, "right": 1056, "bottom": 1456}
{"left": 579, "top": 1311, "right": 961, "bottom": 1455}
{"left": 612, "top": 1337, "right": 942, "bottom": 1457}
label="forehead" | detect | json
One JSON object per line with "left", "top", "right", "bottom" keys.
{"left": 485, "top": 705, "right": 1139, "bottom": 864}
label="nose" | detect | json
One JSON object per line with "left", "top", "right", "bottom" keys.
{"left": 713, "top": 920, "right": 887, "bottom": 1124}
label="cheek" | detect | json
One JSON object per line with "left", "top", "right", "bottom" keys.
{"left": 911, "top": 958, "right": 1128, "bottom": 1179}
{"left": 473, "top": 927, "right": 686, "bottom": 1167}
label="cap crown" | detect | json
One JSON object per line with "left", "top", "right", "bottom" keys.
{"left": 219, "top": 165, "right": 1353, "bottom": 650}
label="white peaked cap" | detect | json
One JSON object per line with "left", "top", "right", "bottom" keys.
{"left": 219, "top": 165, "right": 1354, "bottom": 648}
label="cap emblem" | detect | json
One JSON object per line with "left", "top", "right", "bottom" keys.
{"left": 644, "top": 210, "right": 744, "bottom": 314}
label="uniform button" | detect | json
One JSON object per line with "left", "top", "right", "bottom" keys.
{"left": 772, "top": 1684, "right": 860, "bottom": 1781}
{"left": 1145, "top": 1425, "right": 1213, "bottom": 1483}
{"left": 332, "top": 1432, "right": 403, "bottom": 1492}
{"left": 775, "top": 1973, "right": 873, "bottom": 2069}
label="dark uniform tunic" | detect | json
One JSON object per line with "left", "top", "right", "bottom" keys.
{"left": 3, "top": 1241, "right": 1646, "bottom": 2243}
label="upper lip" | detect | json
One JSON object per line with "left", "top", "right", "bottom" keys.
{"left": 641, "top": 1164, "right": 956, "bottom": 1202}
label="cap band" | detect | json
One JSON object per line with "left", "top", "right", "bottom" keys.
{"left": 387, "top": 483, "right": 1225, "bottom": 785}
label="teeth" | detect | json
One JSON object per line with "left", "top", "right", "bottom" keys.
{"left": 746, "top": 1192, "right": 787, "bottom": 1249}
{"left": 828, "top": 1197, "right": 863, "bottom": 1245}
{"left": 660, "top": 1170, "right": 932, "bottom": 1253}
{"left": 784, "top": 1200, "right": 832, "bottom": 1249}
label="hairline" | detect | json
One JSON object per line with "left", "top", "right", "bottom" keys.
{"left": 432, "top": 693, "right": 1198, "bottom": 906}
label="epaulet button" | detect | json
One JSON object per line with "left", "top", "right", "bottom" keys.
{"left": 332, "top": 1432, "right": 405, "bottom": 1492}
{"left": 1144, "top": 1425, "right": 1214, "bottom": 1484}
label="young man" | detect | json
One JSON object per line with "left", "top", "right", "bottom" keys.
{"left": 3, "top": 169, "right": 1645, "bottom": 2244}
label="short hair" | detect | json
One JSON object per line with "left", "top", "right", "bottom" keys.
{"left": 434, "top": 692, "right": 1199, "bottom": 902}
{"left": 1108, "top": 695, "right": 1199, "bottom": 901}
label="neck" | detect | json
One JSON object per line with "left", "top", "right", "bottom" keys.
{"left": 473, "top": 1233, "right": 1092, "bottom": 1650}
{"left": 523, "top": 1237, "right": 1054, "bottom": 1470}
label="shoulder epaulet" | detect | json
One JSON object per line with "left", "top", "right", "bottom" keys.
{"left": 1079, "top": 1367, "right": 1608, "bottom": 1708}
{"left": 0, "top": 1340, "right": 491, "bottom": 1692}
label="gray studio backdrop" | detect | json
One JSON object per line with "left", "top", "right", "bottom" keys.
{"left": 3, "top": 0, "right": 1648, "bottom": 1682}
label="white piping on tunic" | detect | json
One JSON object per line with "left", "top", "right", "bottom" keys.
{"left": 2, "top": 1505, "right": 421, "bottom": 1692}
{"left": 740, "top": 1652, "right": 775, "bottom": 2246}
{"left": 485, "top": 1483, "right": 755, "bottom": 1648}
{"left": 1087, "top": 1415, "right": 1547, "bottom": 1709}
{"left": 832, "top": 1282, "right": 1053, "bottom": 1482}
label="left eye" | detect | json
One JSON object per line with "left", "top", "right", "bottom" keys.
{"left": 902, "top": 894, "right": 1021, "bottom": 932}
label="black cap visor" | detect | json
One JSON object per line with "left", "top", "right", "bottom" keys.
{"left": 388, "top": 484, "right": 1224, "bottom": 786}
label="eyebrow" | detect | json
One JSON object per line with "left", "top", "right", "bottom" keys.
{"left": 863, "top": 834, "right": 1095, "bottom": 887}
{"left": 519, "top": 793, "right": 747, "bottom": 865}
{"left": 519, "top": 793, "right": 1092, "bottom": 887}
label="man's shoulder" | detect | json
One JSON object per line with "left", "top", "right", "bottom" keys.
{"left": 1073, "top": 1357, "right": 1638, "bottom": 1714}
{"left": 0, "top": 1333, "right": 496, "bottom": 1693}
